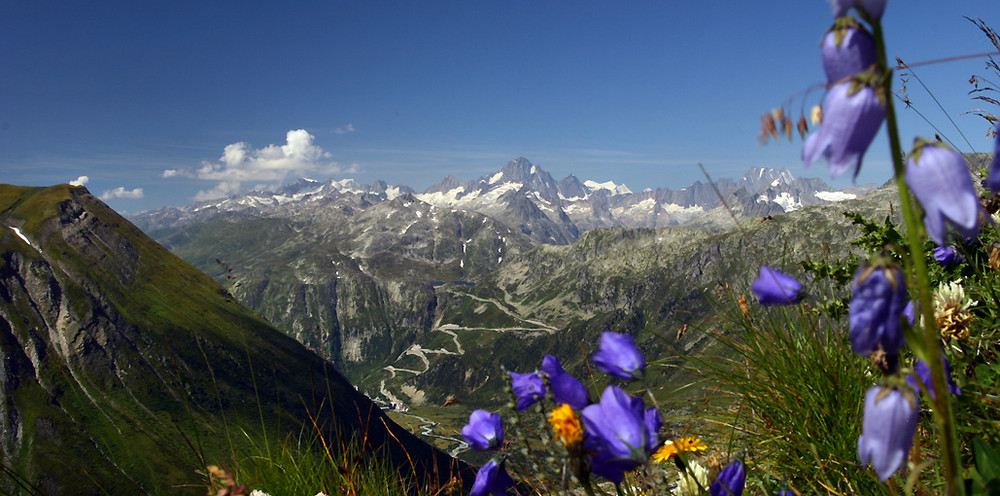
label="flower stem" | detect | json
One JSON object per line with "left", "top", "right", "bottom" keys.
{"left": 872, "top": 18, "right": 965, "bottom": 496}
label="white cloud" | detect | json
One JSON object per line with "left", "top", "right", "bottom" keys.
{"left": 100, "top": 187, "right": 144, "bottom": 200}
{"left": 164, "top": 129, "right": 356, "bottom": 199}
{"left": 332, "top": 123, "right": 356, "bottom": 134}
{"left": 193, "top": 181, "right": 242, "bottom": 202}
{"left": 69, "top": 175, "right": 89, "bottom": 186}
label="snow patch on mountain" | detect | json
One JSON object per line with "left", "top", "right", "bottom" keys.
{"left": 661, "top": 203, "right": 705, "bottom": 215}
{"left": 815, "top": 191, "right": 857, "bottom": 202}
{"left": 584, "top": 180, "right": 633, "bottom": 196}
{"left": 772, "top": 192, "right": 803, "bottom": 212}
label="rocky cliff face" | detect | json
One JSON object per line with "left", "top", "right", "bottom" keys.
{"left": 0, "top": 185, "right": 465, "bottom": 494}
{"left": 149, "top": 191, "right": 534, "bottom": 386}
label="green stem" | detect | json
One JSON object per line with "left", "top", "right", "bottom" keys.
{"left": 872, "top": 18, "right": 965, "bottom": 496}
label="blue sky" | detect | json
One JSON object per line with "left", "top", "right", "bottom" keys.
{"left": 2, "top": 1, "right": 997, "bottom": 213}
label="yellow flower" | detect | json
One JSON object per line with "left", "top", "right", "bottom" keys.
{"left": 652, "top": 436, "right": 708, "bottom": 462}
{"left": 547, "top": 403, "right": 584, "bottom": 447}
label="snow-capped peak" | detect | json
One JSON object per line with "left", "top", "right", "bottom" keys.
{"left": 583, "top": 180, "right": 633, "bottom": 196}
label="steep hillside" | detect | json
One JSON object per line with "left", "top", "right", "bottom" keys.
{"left": 0, "top": 184, "right": 465, "bottom": 494}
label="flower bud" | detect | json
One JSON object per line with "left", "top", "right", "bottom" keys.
{"left": 750, "top": 266, "right": 803, "bottom": 305}
{"left": 592, "top": 332, "right": 646, "bottom": 380}
{"left": 986, "top": 123, "right": 1000, "bottom": 194}
{"left": 821, "top": 20, "right": 876, "bottom": 83}
{"left": 710, "top": 458, "right": 747, "bottom": 496}
{"left": 849, "top": 261, "right": 907, "bottom": 356}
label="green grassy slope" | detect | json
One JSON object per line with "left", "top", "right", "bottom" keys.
{"left": 0, "top": 184, "right": 468, "bottom": 494}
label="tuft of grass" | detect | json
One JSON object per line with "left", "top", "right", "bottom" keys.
{"left": 689, "top": 282, "right": 888, "bottom": 495}
{"left": 216, "top": 429, "right": 429, "bottom": 496}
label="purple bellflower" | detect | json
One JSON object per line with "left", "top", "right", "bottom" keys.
{"left": 777, "top": 490, "right": 795, "bottom": 496}
{"left": 592, "top": 332, "right": 646, "bottom": 381}
{"left": 509, "top": 371, "right": 545, "bottom": 412}
{"left": 580, "top": 385, "right": 661, "bottom": 484}
{"left": 461, "top": 410, "right": 503, "bottom": 451}
{"left": 541, "top": 355, "right": 590, "bottom": 410}
{"left": 750, "top": 266, "right": 804, "bottom": 305}
{"left": 987, "top": 124, "right": 1000, "bottom": 194}
{"left": 849, "top": 262, "right": 907, "bottom": 356}
{"left": 933, "top": 245, "right": 964, "bottom": 266}
{"left": 709, "top": 459, "right": 747, "bottom": 496}
{"left": 470, "top": 459, "right": 516, "bottom": 496}
{"left": 803, "top": 78, "right": 885, "bottom": 180}
{"left": 857, "top": 385, "right": 920, "bottom": 481}
{"left": 902, "top": 300, "right": 917, "bottom": 326}
{"left": 821, "top": 20, "right": 876, "bottom": 84}
{"left": 907, "top": 357, "right": 961, "bottom": 400}
{"left": 905, "top": 140, "right": 980, "bottom": 245}
{"left": 831, "top": 0, "right": 886, "bottom": 20}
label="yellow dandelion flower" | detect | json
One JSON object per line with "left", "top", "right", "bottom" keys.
{"left": 548, "top": 403, "right": 583, "bottom": 447}
{"left": 652, "top": 436, "right": 708, "bottom": 462}
{"left": 652, "top": 440, "right": 679, "bottom": 462}
{"left": 675, "top": 436, "right": 708, "bottom": 453}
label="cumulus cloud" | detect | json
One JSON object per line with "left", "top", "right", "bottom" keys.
{"left": 163, "top": 129, "right": 356, "bottom": 200}
{"left": 69, "top": 176, "right": 89, "bottom": 186}
{"left": 332, "top": 123, "right": 356, "bottom": 134}
{"left": 193, "top": 181, "right": 242, "bottom": 202}
{"left": 100, "top": 187, "right": 144, "bottom": 200}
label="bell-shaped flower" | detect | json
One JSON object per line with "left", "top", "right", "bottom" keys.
{"left": 831, "top": 0, "right": 886, "bottom": 20}
{"left": 541, "top": 355, "right": 590, "bottom": 409}
{"left": 849, "top": 261, "right": 907, "bottom": 355}
{"left": 986, "top": 124, "right": 1000, "bottom": 193}
{"left": 803, "top": 77, "right": 885, "bottom": 179}
{"left": 902, "top": 300, "right": 918, "bottom": 326}
{"left": 750, "top": 266, "right": 804, "bottom": 305}
{"left": 581, "top": 385, "right": 661, "bottom": 483}
{"left": 905, "top": 140, "right": 980, "bottom": 245}
{"left": 509, "top": 371, "right": 545, "bottom": 412}
{"left": 469, "top": 459, "right": 516, "bottom": 496}
{"left": 857, "top": 385, "right": 920, "bottom": 481}
{"left": 592, "top": 332, "right": 646, "bottom": 380}
{"left": 821, "top": 19, "right": 876, "bottom": 83}
{"left": 933, "top": 246, "right": 964, "bottom": 266}
{"left": 709, "top": 459, "right": 747, "bottom": 496}
{"left": 461, "top": 410, "right": 503, "bottom": 451}
{"left": 906, "top": 357, "right": 961, "bottom": 400}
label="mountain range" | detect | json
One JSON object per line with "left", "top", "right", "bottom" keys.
{"left": 121, "top": 158, "right": 894, "bottom": 445}
{"left": 129, "top": 157, "right": 877, "bottom": 244}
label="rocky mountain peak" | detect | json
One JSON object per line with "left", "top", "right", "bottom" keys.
{"left": 425, "top": 174, "right": 463, "bottom": 194}
{"left": 557, "top": 174, "right": 589, "bottom": 200}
